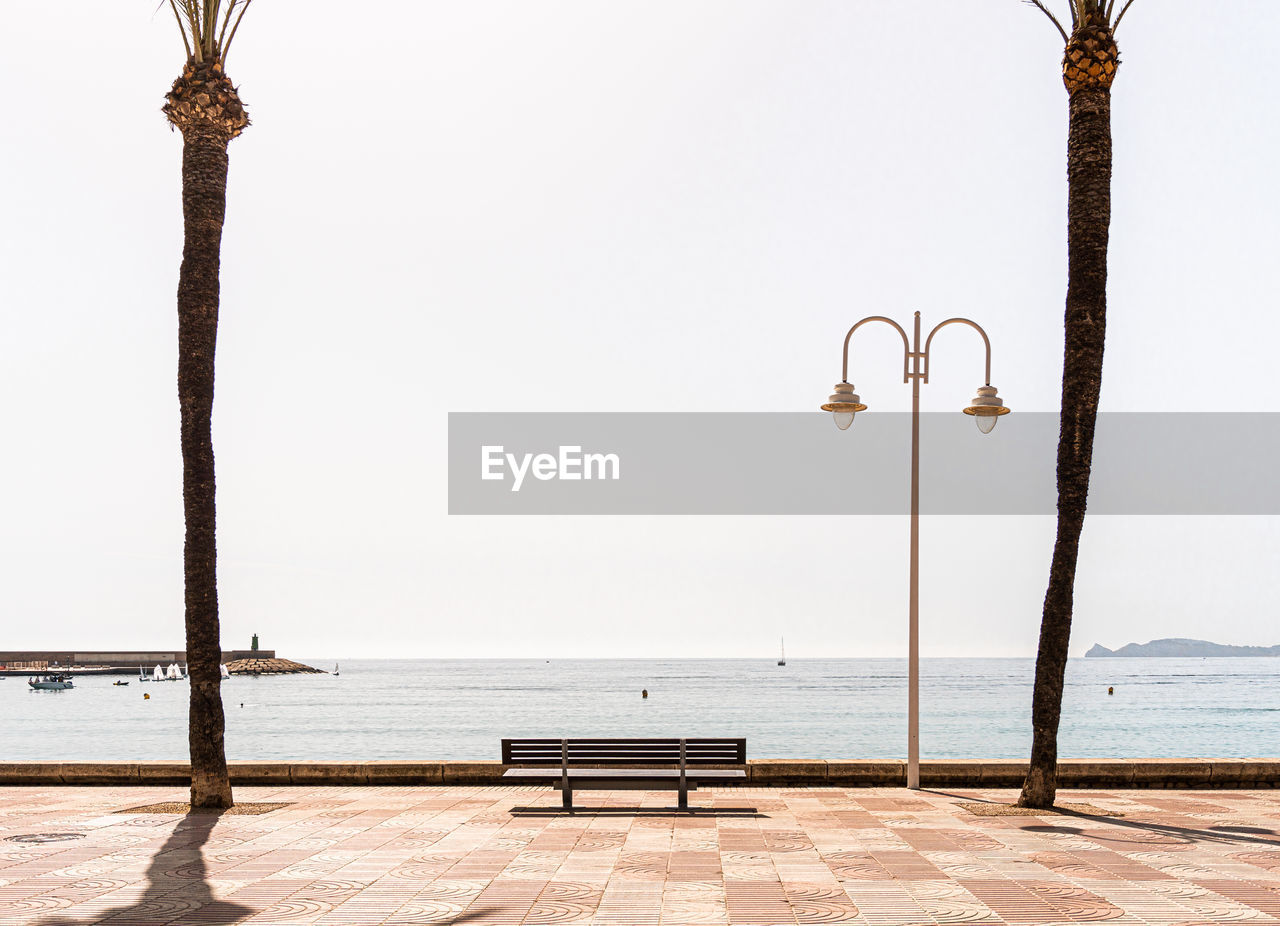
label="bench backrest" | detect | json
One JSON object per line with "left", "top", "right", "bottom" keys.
{"left": 502, "top": 738, "right": 746, "bottom": 766}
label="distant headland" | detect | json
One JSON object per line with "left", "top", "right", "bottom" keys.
{"left": 1086, "top": 638, "right": 1280, "bottom": 658}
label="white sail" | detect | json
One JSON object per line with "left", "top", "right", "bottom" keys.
{"left": 167, "top": 663, "right": 181, "bottom": 680}
{"left": 219, "top": 664, "right": 230, "bottom": 679}
{"left": 152, "top": 664, "right": 164, "bottom": 681}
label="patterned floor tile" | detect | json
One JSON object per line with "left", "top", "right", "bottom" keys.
{"left": 0, "top": 786, "right": 1275, "bottom": 925}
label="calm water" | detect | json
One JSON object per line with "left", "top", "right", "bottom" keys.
{"left": 2, "top": 658, "right": 1277, "bottom": 761}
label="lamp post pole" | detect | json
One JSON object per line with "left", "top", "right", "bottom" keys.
{"left": 821, "top": 311, "right": 1009, "bottom": 791}
{"left": 908, "top": 311, "right": 922, "bottom": 790}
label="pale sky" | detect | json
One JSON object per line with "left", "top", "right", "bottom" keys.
{"left": 2, "top": 1, "right": 1279, "bottom": 659}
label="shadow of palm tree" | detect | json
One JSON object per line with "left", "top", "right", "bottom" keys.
{"left": 1034, "top": 807, "right": 1280, "bottom": 848}
{"left": 441, "top": 904, "right": 499, "bottom": 923}
{"left": 38, "top": 812, "right": 254, "bottom": 925}
{"left": 930, "top": 791, "right": 1280, "bottom": 849}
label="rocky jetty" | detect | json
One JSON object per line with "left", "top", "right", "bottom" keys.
{"left": 224, "top": 657, "right": 325, "bottom": 675}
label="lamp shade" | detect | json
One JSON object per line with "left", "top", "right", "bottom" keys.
{"left": 962, "top": 384, "right": 1010, "bottom": 433}
{"left": 820, "top": 383, "right": 866, "bottom": 412}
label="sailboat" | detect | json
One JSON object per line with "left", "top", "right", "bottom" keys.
{"left": 333, "top": 663, "right": 340, "bottom": 677}
{"left": 166, "top": 663, "right": 182, "bottom": 681}
{"left": 151, "top": 664, "right": 164, "bottom": 682}
{"left": 777, "top": 638, "right": 786, "bottom": 666}
{"left": 219, "top": 664, "right": 231, "bottom": 679}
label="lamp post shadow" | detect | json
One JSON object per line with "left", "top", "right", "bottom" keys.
{"left": 38, "top": 812, "right": 253, "bottom": 926}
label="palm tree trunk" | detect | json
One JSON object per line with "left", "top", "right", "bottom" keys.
{"left": 178, "top": 127, "right": 233, "bottom": 810}
{"left": 1019, "top": 85, "right": 1111, "bottom": 808}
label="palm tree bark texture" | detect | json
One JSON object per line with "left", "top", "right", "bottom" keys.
{"left": 1019, "top": 4, "right": 1123, "bottom": 809}
{"left": 164, "top": 59, "right": 249, "bottom": 810}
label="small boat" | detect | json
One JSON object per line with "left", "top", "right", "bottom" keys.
{"left": 29, "top": 674, "right": 74, "bottom": 690}
{"left": 219, "top": 664, "right": 231, "bottom": 679}
{"left": 778, "top": 637, "right": 786, "bottom": 667}
{"left": 166, "top": 663, "right": 183, "bottom": 681}
{"left": 333, "top": 663, "right": 340, "bottom": 677}
{"left": 113, "top": 680, "right": 130, "bottom": 686}
{"left": 151, "top": 664, "right": 164, "bottom": 682}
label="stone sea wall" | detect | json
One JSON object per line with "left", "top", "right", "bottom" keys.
{"left": 2, "top": 759, "right": 1276, "bottom": 788}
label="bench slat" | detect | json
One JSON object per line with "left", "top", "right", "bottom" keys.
{"left": 496, "top": 773, "right": 742, "bottom": 778}
{"left": 502, "top": 738, "right": 741, "bottom": 744}
{"left": 502, "top": 737, "right": 746, "bottom": 765}
{"left": 504, "top": 750, "right": 743, "bottom": 757}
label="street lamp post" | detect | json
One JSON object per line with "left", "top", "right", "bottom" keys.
{"left": 820, "top": 311, "right": 1010, "bottom": 790}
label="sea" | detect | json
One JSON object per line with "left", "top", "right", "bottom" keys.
{"left": 2, "top": 658, "right": 1277, "bottom": 762}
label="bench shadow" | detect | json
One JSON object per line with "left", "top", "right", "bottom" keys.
{"left": 37, "top": 811, "right": 254, "bottom": 926}
{"left": 509, "top": 805, "right": 762, "bottom": 817}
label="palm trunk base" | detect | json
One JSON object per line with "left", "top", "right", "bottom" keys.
{"left": 190, "top": 778, "right": 234, "bottom": 810}
{"left": 1017, "top": 764, "right": 1057, "bottom": 808}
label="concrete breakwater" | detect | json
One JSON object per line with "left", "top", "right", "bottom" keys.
{"left": 0, "top": 649, "right": 276, "bottom": 674}
{"left": 2, "top": 758, "right": 1277, "bottom": 788}
{"left": 0, "top": 648, "right": 326, "bottom": 675}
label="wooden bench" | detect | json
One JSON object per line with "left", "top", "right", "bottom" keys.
{"left": 501, "top": 738, "right": 747, "bottom": 809}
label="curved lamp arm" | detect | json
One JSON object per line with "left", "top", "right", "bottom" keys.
{"left": 923, "top": 317, "right": 992, "bottom": 385}
{"left": 842, "top": 316, "right": 912, "bottom": 384}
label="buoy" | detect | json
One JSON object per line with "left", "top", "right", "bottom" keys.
{"left": 641, "top": 689, "right": 648, "bottom": 699}
{"left": 1107, "top": 686, "right": 1114, "bottom": 695}
{"left": 143, "top": 693, "right": 150, "bottom": 700}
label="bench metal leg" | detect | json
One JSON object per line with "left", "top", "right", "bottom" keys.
{"left": 678, "top": 738, "right": 689, "bottom": 811}
{"left": 560, "top": 738, "right": 571, "bottom": 812}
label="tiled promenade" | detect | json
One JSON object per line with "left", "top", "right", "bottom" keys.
{"left": 1, "top": 785, "right": 1278, "bottom": 924}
